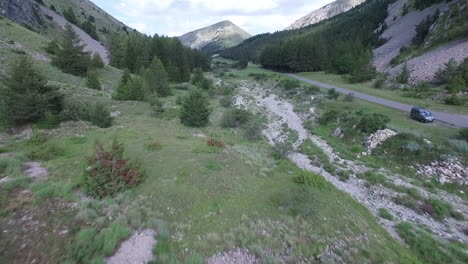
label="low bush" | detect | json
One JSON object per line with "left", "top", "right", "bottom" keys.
{"left": 148, "top": 95, "right": 165, "bottom": 117}
{"left": 68, "top": 220, "right": 131, "bottom": 263}
{"left": 293, "top": 170, "right": 332, "bottom": 190}
{"left": 304, "top": 85, "right": 321, "bottom": 95}
{"left": 396, "top": 222, "right": 468, "bottom": 264}
{"left": 278, "top": 79, "right": 301, "bottom": 90}
{"left": 375, "top": 133, "right": 443, "bottom": 163}
{"left": 28, "top": 142, "right": 65, "bottom": 161}
{"left": 146, "top": 141, "right": 162, "bottom": 151}
{"left": 444, "top": 95, "right": 465, "bottom": 106}
{"left": 219, "top": 95, "right": 233, "bottom": 108}
{"left": 378, "top": 208, "right": 394, "bottom": 220}
{"left": 422, "top": 198, "right": 460, "bottom": 221}
{"left": 243, "top": 119, "right": 263, "bottom": 141}
{"left": 317, "top": 110, "right": 339, "bottom": 125}
{"left": 394, "top": 195, "right": 419, "bottom": 211}
{"left": 337, "top": 170, "right": 351, "bottom": 181}
{"left": 326, "top": 89, "right": 340, "bottom": 100}
{"left": 207, "top": 138, "right": 224, "bottom": 148}
{"left": 459, "top": 128, "right": 468, "bottom": 142}
{"left": 356, "top": 112, "right": 390, "bottom": 133}
{"left": 357, "top": 171, "right": 386, "bottom": 185}
{"left": 323, "top": 163, "right": 337, "bottom": 174}
{"left": 88, "top": 103, "right": 113, "bottom": 128}
{"left": 449, "top": 139, "right": 468, "bottom": 153}
{"left": 83, "top": 142, "right": 144, "bottom": 198}
{"left": 220, "top": 109, "right": 251, "bottom": 128}
{"left": 248, "top": 73, "right": 268, "bottom": 82}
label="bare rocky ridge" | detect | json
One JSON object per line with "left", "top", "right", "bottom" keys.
{"left": 286, "top": 0, "right": 366, "bottom": 30}
{"left": 234, "top": 80, "right": 468, "bottom": 244}
{"left": 179, "top": 20, "right": 251, "bottom": 54}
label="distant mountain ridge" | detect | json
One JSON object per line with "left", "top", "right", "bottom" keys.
{"left": 287, "top": 0, "right": 366, "bottom": 30}
{"left": 179, "top": 20, "right": 251, "bottom": 55}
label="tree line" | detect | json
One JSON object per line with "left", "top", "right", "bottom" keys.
{"left": 108, "top": 33, "right": 211, "bottom": 83}
{"left": 223, "top": 0, "right": 391, "bottom": 82}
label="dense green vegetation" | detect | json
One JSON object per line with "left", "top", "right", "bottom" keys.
{"left": 0, "top": 56, "right": 63, "bottom": 127}
{"left": 223, "top": 0, "right": 389, "bottom": 82}
{"left": 109, "top": 33, "right": 211, "bottom": 82}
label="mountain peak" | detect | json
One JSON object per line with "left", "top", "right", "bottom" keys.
{"left": 287, "top": 0, "right": 366, "bottom": 30}
{"left": 179, "top": 20, "right": 251, "bottom": 54}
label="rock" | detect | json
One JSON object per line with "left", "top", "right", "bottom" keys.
{"left": 110, "top": 111, "right": 122, "bottom": 117}
{"left": 206, "top": 248, "right": 260, "bottom": 264}
{"left": 193, "top": 133, "right": 207, "bottom": 138}
{"left": 416, "top": 157, "right": 468, "bottom": 186}
{"left": 364, "top": 129, "right": 397, "bottom": 153}
{"left": 23, "top": 162, "right": 48, "bottom": 180}
{"left": 331, "top": 127, "right": 343, "bottom": 138}
{"left": 106, "top": 229, "right": 156, "bottom": 264}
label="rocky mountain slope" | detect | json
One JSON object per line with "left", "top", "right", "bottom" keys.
{"left": 286, "top": 0, "right": 366, "bottom": 30}
{"left": 179, "top": 20, "right": 251, "bottom": 55}
{"left": 0, "top": 0, "right": 134, "bottom": 64}
{"left": 374, "top": 0, "right": 468, "bottom": 82}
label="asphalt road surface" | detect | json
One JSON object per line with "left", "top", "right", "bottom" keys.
{"left": 288, "top": 74, "right": 468, "bottom": 128}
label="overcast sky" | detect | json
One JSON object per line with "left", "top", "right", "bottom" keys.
{"left": 92, "top": 0, "right": 335, "bottom": 36}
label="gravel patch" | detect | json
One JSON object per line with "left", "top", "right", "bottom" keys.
{"left": 206, "top": 248, "right": 260, "bottom": 264}
{"left": 105, "top": 229, "right": 157, "bottom": 264}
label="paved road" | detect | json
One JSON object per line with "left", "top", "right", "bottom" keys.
{"left": 288, "top": 74, "right": 468, "bottom": 128}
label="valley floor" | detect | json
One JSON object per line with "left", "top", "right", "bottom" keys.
{"left": 0, "top": 61, "right": 467, "bottom": 264}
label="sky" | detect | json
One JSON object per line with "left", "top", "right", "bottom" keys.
{"left": 92, "top": 0, "right": 335, "bottom": 37}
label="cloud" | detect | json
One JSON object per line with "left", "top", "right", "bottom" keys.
{"left": 96, "top": 0, "right": 335, "bottom": 36}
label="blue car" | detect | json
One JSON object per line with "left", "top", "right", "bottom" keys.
{"left": 410, "top": 107, "right": 434, "bottom": 123}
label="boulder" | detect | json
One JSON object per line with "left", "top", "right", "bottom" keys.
{"left": 331, "top": 127, "right": 343, "bottom": 138}
{"left": 363, "top": 129, "right": 397, "bottom": 153}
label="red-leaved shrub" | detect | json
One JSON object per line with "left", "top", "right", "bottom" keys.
{"left": 207, "top": 138, "right": 224, "bottom": 148}
{"left": 83, "top": 142, "right": 144, "bottom": 198}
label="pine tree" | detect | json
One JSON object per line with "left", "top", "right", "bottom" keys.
{"left": 53, "top": 24, "right": 90, "bottom": 76}
{"left": 86, "top": 70, "right": 101, "bottom": 90}
{"left": 191, "top": 68, "right": 212, "bottom": 90}
{"left": 113, "top": 73, "right": 144, "bottom": 101}
{"left": 90, "top": 53, "right": 105, "bottom": 69}
{"left": 144, "top": 57, "right": 170, "bottom": 97}
{"left": 0, "top": 56, "right": 63, "bottom": 126}
{"left": 180, "top": 89, "right": 211, "bottom": 127}
{"left": 63, "top": 7, "right": 78, "bottom": 25}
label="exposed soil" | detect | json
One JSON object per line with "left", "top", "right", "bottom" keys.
{"left": 0, "top": 195, "right": 78, "bottom": 264}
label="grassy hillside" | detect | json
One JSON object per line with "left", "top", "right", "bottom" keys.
{"left": 0, "top": 15, "right": 122, "bottom": 88}
{"left": 40, "top": 0, "right": 132, "bottom": 45}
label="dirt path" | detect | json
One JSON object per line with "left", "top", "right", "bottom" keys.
{"left": 236, "top": 81, "right": 468, "bottom": 244}
{"left": 40, "top": 6, "right": 109, "bottom": 64}
{"left": 288, "top": 74, "right": 468, "bottom": 128}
